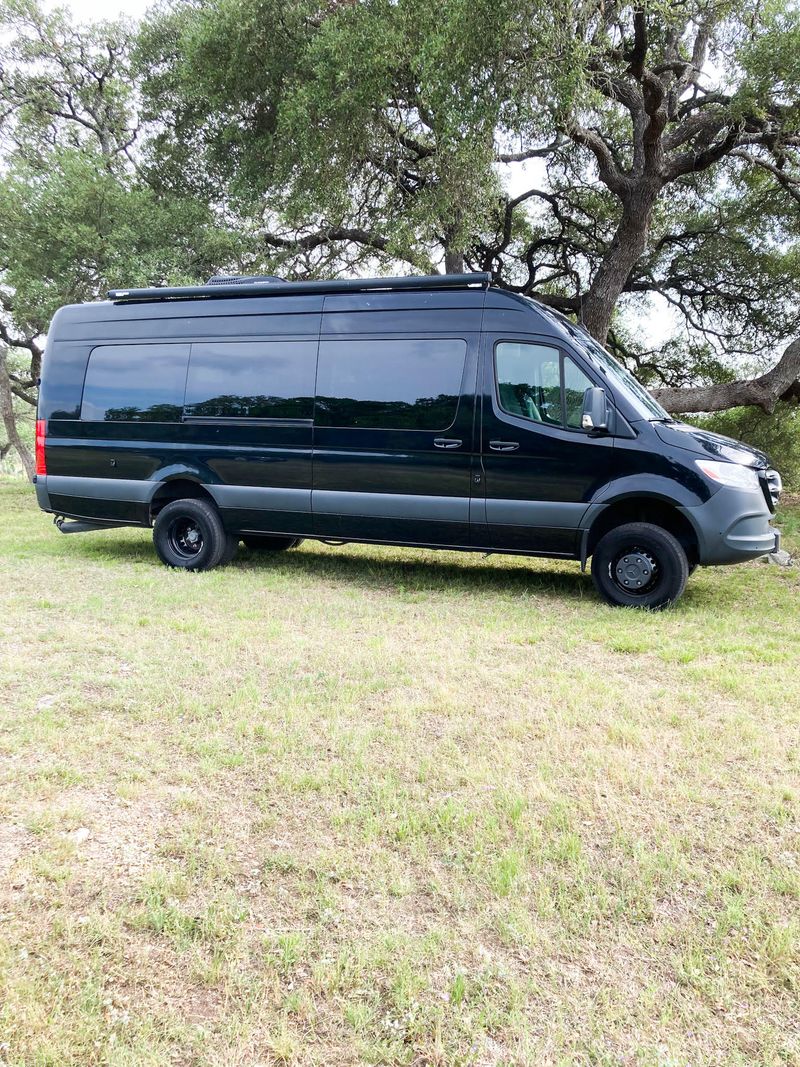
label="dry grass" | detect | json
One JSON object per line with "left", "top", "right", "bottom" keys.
{"left": 0, "top": 479, "right": 798, "bottom": 1066}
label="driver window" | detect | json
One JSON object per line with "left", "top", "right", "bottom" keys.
{"left": 495, "top": 342, "right": 562, "bottom": 425}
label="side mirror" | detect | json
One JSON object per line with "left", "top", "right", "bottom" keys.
{"left": 581, "top": 386, "right": 610, "bottom": 433}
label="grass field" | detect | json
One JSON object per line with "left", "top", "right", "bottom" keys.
{"left": 0, "top": 479, "right": 798, "bottom": 1066}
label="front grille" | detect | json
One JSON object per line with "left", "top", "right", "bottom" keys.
{"left": 761, "top": 468, "right": 783, "bottom": 512}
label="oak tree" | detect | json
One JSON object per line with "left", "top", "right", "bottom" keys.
{"left": 139, "top": 0, "right": 800, "bottom": 413}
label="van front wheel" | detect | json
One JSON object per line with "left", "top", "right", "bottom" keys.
{"left": 153, "top": 498, "right": 231, "bottom": 571}
{"left": 591, "top": 522, "right": 689, "bottom": 610}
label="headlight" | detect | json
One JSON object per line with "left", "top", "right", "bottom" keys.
{"left": 695, "top": 459, "right": 760, "bottom": 491}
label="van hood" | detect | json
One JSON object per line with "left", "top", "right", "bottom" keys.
{"left": 654, "top": 420, "right": 769, "bottom": 469}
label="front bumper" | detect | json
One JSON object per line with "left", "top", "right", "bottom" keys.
{"left": 681, "top": 485, "right": 779, "bottom": 566}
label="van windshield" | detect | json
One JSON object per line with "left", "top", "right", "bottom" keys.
{"left": 527, "top": 301, "right": 671, "bottom": 421}
{"left": 571, "top": 333, "right": 670, "bottom": 421}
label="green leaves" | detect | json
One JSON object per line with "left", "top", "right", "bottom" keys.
{"left": 0, "top": 0, "right": 244, "bottom": 389}
{"left": 0, "top": 148, "right": 243, "bottom": 334}
{"left": 137, "top": 0, "right": 586, "bottom": 270}
{"left": 2, "top": 0, "right": 800, "bottom": 411}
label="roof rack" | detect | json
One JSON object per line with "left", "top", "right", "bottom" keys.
{"left": 108, "top": 272, "right": 492, "bottom": 304}
{"left": 206, "top": 274, "right": 284, "bottom": 286}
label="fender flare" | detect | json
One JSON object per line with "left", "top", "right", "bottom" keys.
{"left": 144, "top": 464, "right": 223, "bottom": 515}
{"left": 578, "top": 476, "right": 711, "bottom": 570}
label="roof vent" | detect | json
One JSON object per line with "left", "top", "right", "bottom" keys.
{"left": 206, "top": 274, "right": 283, "bottom": 286}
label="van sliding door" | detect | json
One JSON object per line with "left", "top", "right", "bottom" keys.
{"left": 311, "top": 334, "right": 479, "bottom": 546}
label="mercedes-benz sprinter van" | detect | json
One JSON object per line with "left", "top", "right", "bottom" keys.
{"left": 33, "top": 272, "right": 782, "bottom": 608}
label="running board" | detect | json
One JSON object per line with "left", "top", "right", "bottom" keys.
{"left": 55, "top": 517, "right": 127, "bottom": 535}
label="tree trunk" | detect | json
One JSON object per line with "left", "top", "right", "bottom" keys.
{"left": 580, "top": 186, "right": 659, "bottom": 343}
{"left": 444, "top": 247, "right": 465, "bottom": 273}
{"left": 652, "top": 338, "right": 800, "bottom": 414}
{"left": 0, "top": 347, "right": 35, "bottom": 480}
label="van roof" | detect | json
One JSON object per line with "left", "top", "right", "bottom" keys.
{"left": 107, "top": 272, "right": 492, "bottom": 304}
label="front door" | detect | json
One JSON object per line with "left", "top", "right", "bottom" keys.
{"left": 474, "top": 333, "right": 615, "bottom": 555}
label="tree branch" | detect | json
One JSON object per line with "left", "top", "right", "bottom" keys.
{"left": 263, "top": 227, "right": 434, "bottom": 272}
{"left": 567, "top": 125, "right": 630, "bottom": 198}
{"left": 652, "top": 338, "right": 800, "bottom": 413}
{"left": 495, "top": 137, "right": 566, "bottom": 163}
{"left": 0, "top": 347, "right": 35, "bottom": 479}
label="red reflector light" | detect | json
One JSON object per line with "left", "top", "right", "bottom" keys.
{"left": 35, "top": 419, "right": 46, "bottom": 475}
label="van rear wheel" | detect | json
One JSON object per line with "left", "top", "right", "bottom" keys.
{"left": 153, "top": 498, "right": 231, "bottom": 571}
{"left": 242, "top": 535, "right": 303, "bottom": 551}
{"left": 591, "top": 522, "right": 689, "bottom": 610}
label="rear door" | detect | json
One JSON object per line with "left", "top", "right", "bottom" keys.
{"left": 311, "top": 333, "right": 478, "bottom": 546}
{"left": 474, "top": 333, "right": 615, "bottom": 554}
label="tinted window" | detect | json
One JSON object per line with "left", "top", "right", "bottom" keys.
{"left": 185, "top": 341, "right": 317, "bottom": 420}
{"left": 496, "top": 342, "right": 562, "bottom": 425}
{"left": 315, "top": 338, "right": 466, "bottom": 429}
{"left": 572, "top": 331, "right": 668, "bottom": 420}
{"left": 81, "top": 343, "right": 190, "bottom": 422}
{"left": 495, "top": 341, "right": 595, "bottom": 430}
{"left": 527, "top": 299, "right": 668, "bottom": 421}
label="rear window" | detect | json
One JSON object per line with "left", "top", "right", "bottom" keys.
{"left": 184, "top": 341, "right": 317, "bottom": 420}
{"left": 81, "top": 343, "right": 190, "bottom": 422}
{"left": 315, "top": 338, "right": 467, "bottom": 430}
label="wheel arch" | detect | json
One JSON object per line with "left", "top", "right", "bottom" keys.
{"left": 148, "top": 476, "right": 217, "bottom": 522}
{"left": 582, "top": 494, "right": 700, "bottom": 569}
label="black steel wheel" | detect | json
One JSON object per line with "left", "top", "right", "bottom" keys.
{"left": 591, "top": 522, "right": 689, "bottom": 609}
{"left": 242, "top": 535, "right": 303, "bottom": 552}
{"left": 153, "top": 498, "right": 230, "bottom": 571}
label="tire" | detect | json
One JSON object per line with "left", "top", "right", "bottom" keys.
{"left": 242, "top": 535, "right": 303, "bottom": 552}
{"left": 218, "top": 533, "right": 240, "bottom": 566}
{"left": 591, "top": 522, "right": 689, "bottom": 610}
{"left": 153, "top": 498, "right": 230, "bottom": 571}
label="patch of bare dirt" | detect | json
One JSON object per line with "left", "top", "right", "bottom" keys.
{"left": 70, "top": 789, "right": 166, "bottom": 887}
{"left": 0, "top": 822, "right": 32, "bottom": 879}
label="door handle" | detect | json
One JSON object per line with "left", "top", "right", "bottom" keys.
{"left": 489, "top": 440, "right": 520, "bottom": 452}
{"left": 434, "top": 438, "right": 462, "bottom": 449}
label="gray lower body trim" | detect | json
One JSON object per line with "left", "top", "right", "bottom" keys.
{"left": 210, "top": 484, "right": 311, "bottom": 513}
{"left": 43, "top": 476, "right": 312, "bottom": 515}
{"left": 313, "top": 490, "right": 469, "bottom": 522}
{"left": 45, "top": 475, "right": 152, "bottom": 502}
{"left": 486, "top": 498, "right": 588, "bottom": 528}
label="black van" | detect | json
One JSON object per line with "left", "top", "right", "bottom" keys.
{"left": 34, "top": 272, "right": 782, "bottom": 608}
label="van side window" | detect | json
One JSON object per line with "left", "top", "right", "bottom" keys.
{"left": 495, "top": 342, "right": 562, "bottom": 424}
{"left": 184, "top": 341, "right": 317, "bottom": 420}
{"left": 81, "top": 343, "right": 190, "bottom": 422}
{"left": 315, "top": 338, "right": 467, "bottom": 430}
{"left": 495, "top": 342, "right": 594, "bottom": 429}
